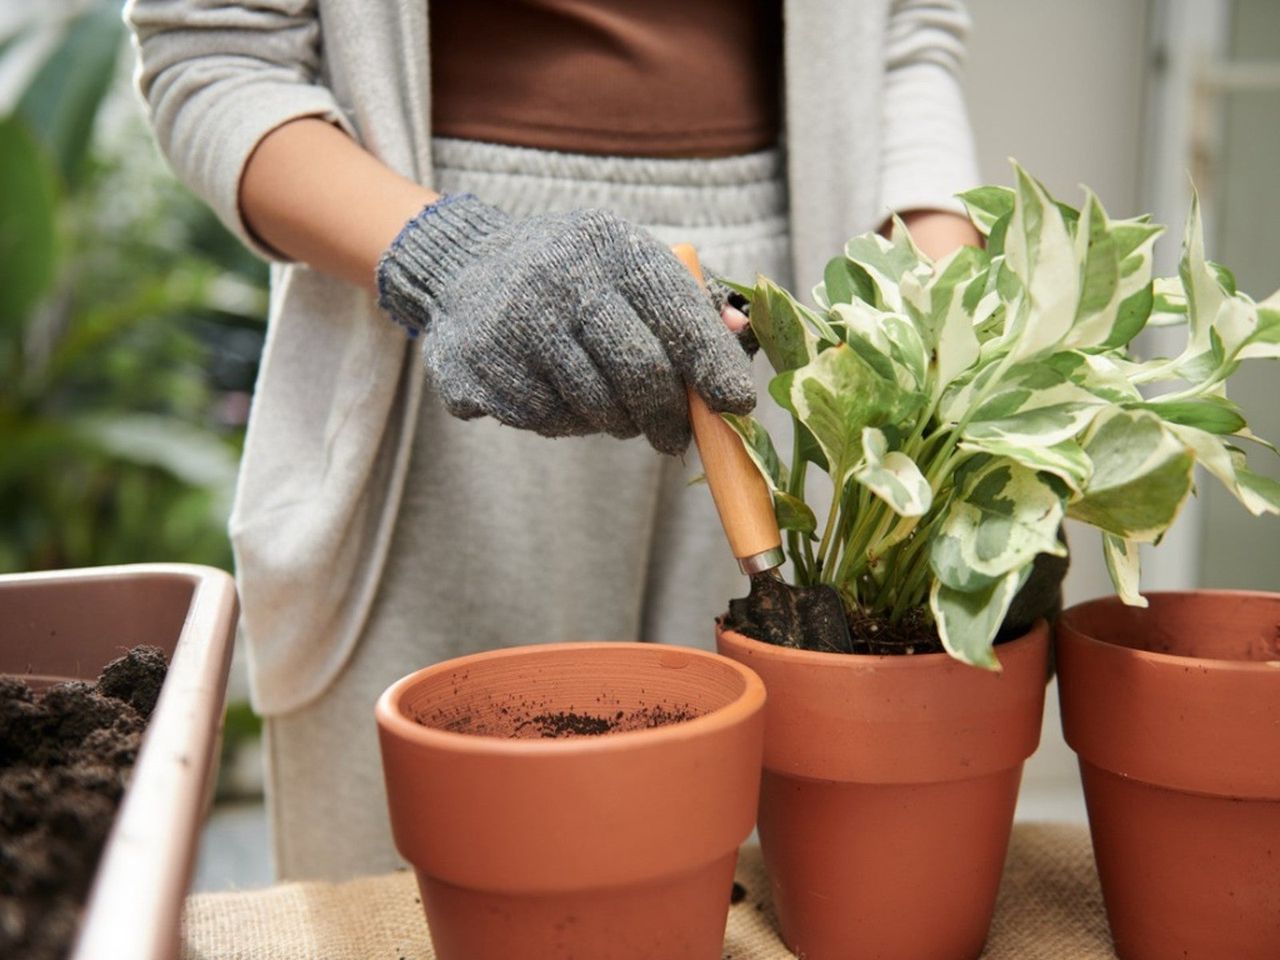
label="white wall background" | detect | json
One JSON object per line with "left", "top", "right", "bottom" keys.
{"left": 963, "top": 0, "right": 1280, "bottom": 818}
{"left": 963, "top": 0, "right": 1152, "bottom": 819}
{"left": 1203, "top": 0, "right": 1280, "bottom": 591}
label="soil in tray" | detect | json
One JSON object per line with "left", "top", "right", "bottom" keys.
{"left": 0, "top": 646, "right": 168, "bottom": 960}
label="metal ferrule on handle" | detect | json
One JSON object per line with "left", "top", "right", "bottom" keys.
{"left": 738, "top": 547, "right": 786, "bottom": 576}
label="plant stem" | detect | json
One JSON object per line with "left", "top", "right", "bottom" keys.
{"left": 923, "top": 348, "right": 1018, "bottom": 490}
{"left": 890, "top": 550, "right": 935, "bottom": 621}
{"left": 814, "top": 480, "right": 844, "bottom": 579}
{"left": 786, "top": 423, "right": 812, "bottom": 583}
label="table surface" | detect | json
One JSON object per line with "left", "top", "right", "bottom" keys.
{"left": 181, "top": 822, "right": 1116, "bottom": 959}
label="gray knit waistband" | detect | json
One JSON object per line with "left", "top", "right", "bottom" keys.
{"left": 430, "top": 138, "right": 788, "bottom": 232}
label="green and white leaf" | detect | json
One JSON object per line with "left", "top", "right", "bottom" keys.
{"left": 1167, "top": 423, "right": 1280, "bottom": 516}
{"left": 1148, "top": 276, "right": 1188, "bottom": 326}
{"left": 922, "top": 251, "right": 990, "bottom": 393}
{"left": 774, "top": 489, "right": 818, "bottom": 535}
{"left": 721, "top": 413, "right": 788, "bottom": 490}
{"left": 831, "top": 300, "right": 928, "bottom": 392}
{"left": 961, "top": 364, "right": 1107, "bottom": 447}
{"left": 1102, "top": 533, "right": 1147, "bottom": 608}
{"left": 1068, "top": 409, "right": 1195, "bottom": 540}
{"left": 930, "top": 461, "right": 1066, "bottom": 592}
{"left": 1001, "top": 164, "right": 1081, "bottom": 361}
{"left": 842, "top": 233, "right": 926, "bottom": 314}
{"left": 1236, "top": 303, "right": 1280, "bottom": 361}
{"left": 1177, "top": 190, "right": 1227, "bottom": 365}
{"left": 749, "top": 278, "right": 818, "bottom": 373}
{"left": 797, "top": 300, "right": 843, "bottom": 345}
{"left": 957, "top": 436, "right": 1092, "bottom": 492}
{"left": 1236, "top": 468, "right": 1280, "bottom": 515}
{"left": 853, "top": 427, "right": 932, "bottom": 518}
{"left": 1063, "top": 194, "right": 1162, "bottom": 351}
{"left": 1043, "top": 350, "right": 1144, "bottom": 405}
{"left": 1137, "top": 394, "right": 1246, "bottom": 435}
{"left": 958, "top": 185, "right": 1015, "bottom": 236}
{"left": 909, "top": 245, "right": 988, "bottom": 338}
{"left": 817, "top": 252, "right": 874, "bottom": 309}
{"left": 930, "top": 566, "right": 1031, "bottom": 671}
{"left": 768, "top": 344, "right": 905, "bottom": 488}
{"left": 962, "top": 257, "right": 1008, "bottom": 337}
{"left": 1210, "top": 295, "right": 1280, "bottom": 367}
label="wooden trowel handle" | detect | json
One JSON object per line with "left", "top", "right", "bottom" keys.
{"left": 671, "top": 243, "right": 783, "bottom": 572}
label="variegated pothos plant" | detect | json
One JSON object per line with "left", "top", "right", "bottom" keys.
{"left": 723, "top": 162, "right": 1280, "bottom": 669}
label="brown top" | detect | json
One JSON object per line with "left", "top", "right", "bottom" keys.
{"left": 429, "top": 0, "right": 783, "bottom": 158}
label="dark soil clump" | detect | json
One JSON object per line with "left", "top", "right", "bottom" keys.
{"left": 0, "top": 647, "right": 168, "bottom": 960}
{"left": 724, "top": 595, "right": 945, "bottom": 656}
{"left": 724, "top": 541, "right": 1070, "bottom": 656}
{"left": 517, "top": 711, "right": 615, "bottom": 737}
{"left": 513, "top": 704, "right": 700, "bottom": 738}
{"left": 843, "top": 605, "right": 946, "bottom": 655}
{"left": 421, "top": 703, "right": 704, "bottom": 738}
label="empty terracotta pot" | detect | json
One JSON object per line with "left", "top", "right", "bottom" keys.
{"left": 716, "top": 620, "right": 1049, "bottom": 960}
{"left": 1057, "top": 591, "right": 1280, "bottom": 960}
{"left": 376, "top": 642, "right": 765, "bottom": 960}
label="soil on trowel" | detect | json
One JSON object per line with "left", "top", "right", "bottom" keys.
{"left": 0, "top": 646, "right": 168, "bottom": 960}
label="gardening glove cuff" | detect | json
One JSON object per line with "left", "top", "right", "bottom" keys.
{"left": 376, "top": 193, "right": 513, "bottom": 337}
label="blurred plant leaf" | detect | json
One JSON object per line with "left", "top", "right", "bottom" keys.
{"left": 0, "top": 115, "right": 59, "bottom": 339}
{"left": 16, "top": 1, "right": 122, "bottom": 189}
{"left": 74, "top": 412, "right": 239, "bottom": 509}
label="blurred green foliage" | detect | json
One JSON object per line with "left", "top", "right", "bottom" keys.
{"left": 0, "top": 1, "right": 268, "bottom": 573}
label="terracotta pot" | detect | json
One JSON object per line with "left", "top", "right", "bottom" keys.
{"left": 716, "top": 620, "right": 1049, "bottom": 960}
{"left": 1057, "top": 591, "right": 1280, "bottom": 960}
{"left": 0, "top": 563, "right": 239, "bottom": 960}
{"left": 376, "top": 642, "right": 765, "bottom": 960}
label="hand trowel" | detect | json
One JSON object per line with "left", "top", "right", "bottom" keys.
{"left": 672, "top": 244, "right": 853, "bottom": 653}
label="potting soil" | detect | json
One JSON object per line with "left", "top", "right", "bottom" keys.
{"left": 418, "top": 702, "right": 701, "bottom": 738}
{"left": 725, "top": 600, "right": 948, "bottom": 655}
{"left": 0, "top": 646, "right": 168, "bottom": 960}
{"left": 724, "top": 541, "right": 1070, "bottom": 656}
{"left": 512, "top": 704, "right": 700, "bottom": 737}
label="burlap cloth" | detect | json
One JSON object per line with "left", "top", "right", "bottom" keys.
{"left": 182, "top": 823, "right": 1114, "bottom": 959}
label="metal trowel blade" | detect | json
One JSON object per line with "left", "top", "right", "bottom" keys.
{"left": 726, "top": 571, "right": 853, "bottom": 653}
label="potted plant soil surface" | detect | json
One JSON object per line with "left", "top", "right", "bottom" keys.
{"left": 1057, "top": 591, "right": 1280, "bottom": 960}
{"left": 376, "top": 641, "right": 765, "bottom": 960}
{"left": 702, "top": 163, "right": 1280, "bottom": 958}
{"left": 0, "top": 564, "right": 238, "bottom": 960}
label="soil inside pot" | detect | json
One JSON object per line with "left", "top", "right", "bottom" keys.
{"left": 416, "top": 702, "right": 702, "bottom": 739}
{"left": 0, "top": 646, "right": 168, "bottom": 960}
{"left": 723, "top": 542, "right": 1069, "bottom": 656}
{"left": 513, "top": 704, "right": 700, "bottom": 738}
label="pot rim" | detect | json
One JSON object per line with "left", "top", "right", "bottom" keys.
{"left": 716, "top": 616, "right": 1046, "bottom": 671}
{"left": 376, "top": 641, "right": 766, "bottom": 757}
{"left": 1060, "top": 589, "right": 1280, "bottom": 672}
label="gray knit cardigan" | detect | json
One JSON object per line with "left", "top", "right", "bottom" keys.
{"left": 124, "top": 0, "right": 980, "bottom": 715}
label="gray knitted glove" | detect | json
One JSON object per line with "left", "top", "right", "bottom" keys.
{"left": 376, "top": 193, "right": 756, "bottom": 455}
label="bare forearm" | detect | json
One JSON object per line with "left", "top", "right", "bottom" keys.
{"left": 239, "top": 118, "right": 438, "bottom": 291}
